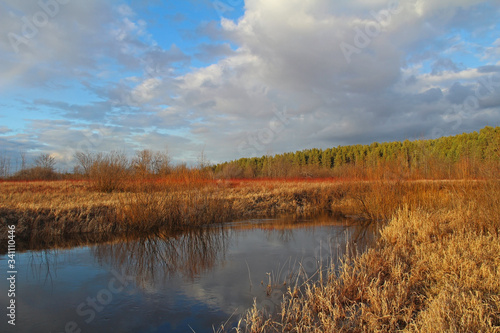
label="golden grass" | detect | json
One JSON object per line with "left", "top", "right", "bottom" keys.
{"left": 0, "top": 179, "right": 489, "bottom": 243}
{"left": 234, "top": 180, "right": 500, "bottom": 332}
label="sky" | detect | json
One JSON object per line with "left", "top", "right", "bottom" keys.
{"left": 0, "top": 0, "right": 499, "bottom": 170}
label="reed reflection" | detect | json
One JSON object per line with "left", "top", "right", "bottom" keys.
{"left": 21, "top": 216, "right": 375, "bottom": 290}
{"left": 90, "top": 227, "right": 230, "bottom": 287}
{"left": 27, "top": 249, "right": 60, "bottom": 287}
{"left": 232, "top": 215, "right": 375, "bottom": 250}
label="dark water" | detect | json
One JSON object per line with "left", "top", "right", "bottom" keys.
{"left": 0, "top": 217, "right": 374, "bottom": 333}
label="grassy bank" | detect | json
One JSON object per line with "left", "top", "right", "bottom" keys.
{"left": 235, "top": 180, "right": 500, "bottom": 332}
{"left": 0, "top": 179, "right": 465, "bottom": 245}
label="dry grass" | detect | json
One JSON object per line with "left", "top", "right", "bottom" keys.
{"left": 234, "top": 180, "right": 500, "bottom": 332}
{"left": 0, "top": 179, "right": 483, "bottom": 244}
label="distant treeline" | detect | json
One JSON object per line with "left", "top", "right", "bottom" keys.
{"left": 213, "top": 126, "right": 500, "bottom": 179}
{"left": 1, "top": 126, "right": 498, "bottom": 183}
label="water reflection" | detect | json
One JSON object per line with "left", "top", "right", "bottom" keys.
{"left": 82, "top": 218, "right": 375, "bottom": 320}
{"left": 1, "top": 217, "right": 376, "bottom": 333}
{"left": 22, "top": 249, "right": 61, "bottom": 294}
{"left": 91, "top": 228, "right": 229, "bottom": 286}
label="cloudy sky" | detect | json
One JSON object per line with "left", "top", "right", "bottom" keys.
{"left": 0, "top": 0, "right": 499, "bottom": 169}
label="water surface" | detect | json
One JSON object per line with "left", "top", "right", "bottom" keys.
{"left": 0, "top": 217, "right": 374, "bottom": 333}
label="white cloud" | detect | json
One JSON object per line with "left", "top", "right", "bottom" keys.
{"left": 0, "top": 0, "right": 499, "bottom": 167}
{"left": 131, "top": 77, "right": 162, "bottom": 104}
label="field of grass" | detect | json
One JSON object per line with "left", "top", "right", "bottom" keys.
{"left": 1, "top": 177, "right": 499, "bottom": 331}
{"left": 0, "top": 178, "right": 471, "bottom": 245}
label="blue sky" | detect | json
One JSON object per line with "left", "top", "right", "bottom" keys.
{"left": 0, "top": 0, "right": 499, "bottom": 170}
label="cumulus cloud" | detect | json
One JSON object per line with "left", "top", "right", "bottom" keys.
{"left": 0, "top": 0, "right": 499, "bottom": 167}
{"left": 163, "top": 0, "right": 500, "bottom": 159}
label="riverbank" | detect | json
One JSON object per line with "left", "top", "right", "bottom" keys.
{"left": 0, "top": 179, "right": 472, "bottom": 245}
{"left": 0, "top": 179, "right": 495, "bottom": 244}
{"left": 236, "top": 179, "right": 500, "bottom": 332}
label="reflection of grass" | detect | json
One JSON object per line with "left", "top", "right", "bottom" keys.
{"left": 91, "top": 228, "right": 229, "bottom": 285}
{"left": 236, "top": 180, "right": 500, "bottom": 332}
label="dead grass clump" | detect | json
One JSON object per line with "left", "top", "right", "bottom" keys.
{"left": 0, "top": 206, "right": 118, "bottom": 243}
{"left": 117, "top": 187, "right": 235, "bottom": 232}
{"left": 412, "top": 286, "right": 500, "bottom": 332}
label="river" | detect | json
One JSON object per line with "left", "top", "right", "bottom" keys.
{"left": 0, "top": 216, "right": 374, "bottom": 333}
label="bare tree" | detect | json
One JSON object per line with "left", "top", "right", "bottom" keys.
{"left": 35, "top": 153, "right": 56, "bottom": 171}
{"left": 132, "top": 149, "right": 154, "bottom": 178}
{"left": 0, "top": 153, "right": 10, "bottom": 178}
{"left": 152, "top": 150, "right": 170, "bottom": 175}
{"left": 220, "top": 162, "right": 243, "bottom": 179}
{"left": 12, "top": 153, "right": 58, "bottom": 180}
{"left": 89, "top": 151, "right": 129, "bottom": 192}
{"left": 198, "top": 148, "right": 209, "bottom": 169}
{"left": 74, "top": 151, "right": 97, "bottom": 177}
{"left": 132, "top": 149, "right": 171, "bottom": 177}
{"left": 20, "top": 151, "right": 26, "bottom": 171}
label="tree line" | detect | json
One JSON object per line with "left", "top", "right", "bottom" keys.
{"left": 213, "top": 126, "right": 500, "bottom": 179}
{"left": 0, "top": 153, "right": 59, "bottom": 180}
{"left": 1, "top": 126, "right": 498, "bottom": 182}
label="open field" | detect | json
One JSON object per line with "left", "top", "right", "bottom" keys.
{"left": 0, "top": 177, "right": 497, "bottom": 245}
{"left": 0, "top": 178, "right": 481, "bottom": 242}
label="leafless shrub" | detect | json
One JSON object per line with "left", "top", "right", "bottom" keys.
{"left": 89, "top": 151, "right": 130, "bottom": 192}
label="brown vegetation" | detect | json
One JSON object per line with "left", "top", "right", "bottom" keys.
{"left": 0, "top": 178, "right": 352, "bottom": 245}
{"left": 0, "top": 178, "right": 495, "bottom": 245}
{"left": 0, "top": 178, "right": 417, "bottom": 241}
